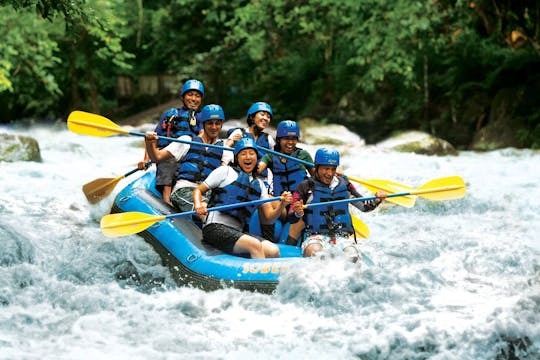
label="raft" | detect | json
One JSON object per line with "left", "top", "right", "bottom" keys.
{"left": 111, "top": 168, "right": 303, "bottom": 293}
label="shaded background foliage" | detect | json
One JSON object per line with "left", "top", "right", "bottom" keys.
{"left": 1, "top": 0, "right": 539, "bottom": 148}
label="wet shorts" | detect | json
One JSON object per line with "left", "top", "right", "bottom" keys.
{"left": 203, "top": 223, "right": 265, "bottom": 255}
{"left": 155, "top": 157, "right": 177, "bottom": 186}
{"left": 170, "top": 187, "right": 209, "bottom": 213}
{"left": 301, "top": 233, "right": 356, "bottom": 253}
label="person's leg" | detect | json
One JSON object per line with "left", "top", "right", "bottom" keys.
{"left": 337, "top": 235, "right": 359, "bottom": 263}
{"left": 170, "top": 186, "right": 209, "bottom": 216}
{"left": 233, "top": 234, "right": 267, "bottom": 258}
{"left": 170, "top": 186, "right": 196, "bottom": 213}
{"left": 286, "top": 220, "right": 305, "bottom": 246}
{"left": 301, "top": 234, "right": 325, "bottom": 257}
{"left": 155, "top": 158, "right": 177, "bottom": 202}
{"left": 162, "top": 185, "right": 173, "bottom": 206}
{"left": 261, "top": 240, "right": 280, "bottom": 258}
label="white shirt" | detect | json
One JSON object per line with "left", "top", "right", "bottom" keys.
{"left": 203, "top": 166, "right": 269, "bottom": 228}
{"left": 164, "top": 135, "right": 233, "bottom": 192}
{"left": 228, "top": 127, "right": 276, "bottom": 149}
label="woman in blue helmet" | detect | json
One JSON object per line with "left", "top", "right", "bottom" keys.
{"left": 288, "top": 147, "right": 386, "bottom": 261}
{"left": 227, "top": 101, "right": 276, "bottom": 160}
{"left": 145, "top": 104, "right": 232, "bottom": 212}
{"left": 193, "top": 138, "right": 292, "bottom": 259}
{"left": 139, "top": 79, "right": 205, "bottom": 204}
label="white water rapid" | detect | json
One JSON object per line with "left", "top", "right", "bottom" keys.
{"left": 0, "top": 121, "right": 539, "bottom": 359}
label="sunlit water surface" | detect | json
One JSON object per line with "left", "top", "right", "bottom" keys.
{"left": 0, "top": 123, "right": 539, "bottom": 359}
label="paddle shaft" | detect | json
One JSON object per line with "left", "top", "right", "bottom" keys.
{"left": 124, "top": 161, "right": 152, "bottom": 177}
{"left": 69, "top": 113, "right": 319, "bottom": 167}
{"left": 165, "top": 196, "right": 282, "bottom": 219}
{"left": 304, "top": 184, "right": 463, "bottom": 209}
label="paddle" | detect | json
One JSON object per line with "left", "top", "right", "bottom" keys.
{"left": 68, "top": 110, "right": 353, "bottom": 167}
{"left": 101, "top": 175, "right": 464, "bottom": 239}
{"left": 82, "top": 161, "right": 152, "bottom": 204}
{"left": 299, "top": 176, "right": 465, "bottom": 238}
{"left": 101, "top": 196, "right": 282, "bottom": 237}
{"left": 352, "top": 215, "right": 370, "bottom": 239}
{"left": 67, "top": 110, "right": 232, "bottom": 152}
{"left": 346, "top": 177, "right": 416, "bottom": 208}
{"left": 304, "top": 176, "right": 465, "bottom": 209}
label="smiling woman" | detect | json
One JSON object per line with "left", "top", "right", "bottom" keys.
{"left": 193, "top": 137, "right": 293, "bottom": 258}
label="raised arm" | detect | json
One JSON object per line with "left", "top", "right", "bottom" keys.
{"left": 145, "top": 132, "right": 174, "bottom": 163}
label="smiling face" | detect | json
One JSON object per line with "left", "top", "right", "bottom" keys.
{"left": 202, "top": 120, "right": 223, "bottom": 140}
{"left": 252, "top": 111, "right": 271, "bottom": 129}
{"left": 182, "top": 90, "right": 203, "bottom": 110}
{"left": 278, "top": 136, "right": 298, "bottom": 155}
{"left": 236, "top": 148, "right": 258, "bottom": 173}
{"left": 315, "top": 165, "right": 337, "bottom": 185}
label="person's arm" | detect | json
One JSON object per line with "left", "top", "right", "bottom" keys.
{"left": 257, "top": 153, "right": 272, "bottom": 174}
{"left": 287, "top": 192, "right": 305, "bottom": 224}
{"left": 221, "top": 148, "right": 233, "bottom": 166}
{"left": 145, "top": 132, "right": 174, "bottom": 163}
{"left": 257, "top": 161, "right": 268, "bottom": 175}
{"left": 259, "top": 189, "right": 292, "bottom": 225}
{"left": 193, "top": 183, "right": 210, "bottom": 216}
{"left": 138, "top": 149, "right": 151, "bottom": 170}
{"left": 347, "top": 180, "right": 386, "bottom": 212}
{"left": 298, "top": 149, "right": 315, "bottom": 176}
{"left": 225, "top": 129, "right": 243, "bottom": 147}
{"left": 286, "top": 181, "right": 309, "bottom": 224}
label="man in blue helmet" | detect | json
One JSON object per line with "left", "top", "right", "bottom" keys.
{"left": 254, "top": 120, "right": 314, "bottom": 242}
{"left": 288, "top": 147, "right": 386, "bottom": 261}
{"left": 258, "top": 120, "right": 314, "bottom": 196}
{"left": 193, "top": 137, "right": 292, "bottom": 258}
{"left": 139, "top": 79, "right": 205, "bottom": 204}
{"left": 145, "top": 104, "right": 233, "bottom": 212}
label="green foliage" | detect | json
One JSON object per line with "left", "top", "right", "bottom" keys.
{"left": 0, "top": 0, "right": 135, "bottom": 117}
{"left": 1, "top": 0, "right": 539, "bottom": 148}
{"left": 0, "top": 0, "right": 88, "bottom": 21}
{"left": 0, "top": 6, "right": 63, "bottom": 112}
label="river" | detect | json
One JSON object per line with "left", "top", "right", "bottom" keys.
{"left": 0, "top": 121, "right": 539, "bottom": 359}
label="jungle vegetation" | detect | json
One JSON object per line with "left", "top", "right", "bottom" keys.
{"left": 1, "top": 0, "right": 539, "bottom": 148}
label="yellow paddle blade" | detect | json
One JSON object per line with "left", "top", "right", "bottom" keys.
{"left": 82, "top": 176, "right": 124, "bottom": 204}
{"left": 413, "top": 176, "right": 466, "bottom": 200}
{"left": 352, "top": 214, "right": 370, "bottom": 239}
{"left": 348, "top": 176, "right": 416, "bottom": 208}
{"left": 67, "top": 110, "right": 129, "bottom": 137}
{"left": 100, "top": 212, "right": 166, "bottom": 238}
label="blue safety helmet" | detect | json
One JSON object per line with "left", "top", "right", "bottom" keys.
{"left": 276, "top": 120, "right": 300, "bottom": 139}
{"left": 234, "top": 137, "right": 258, "bottom": 158}
{"left": 180, "top": 79, "right": 204, "bottom": 97}
{"left": 246, "top": 102, "right": 273, "bottom": 125}
{"left": 314, "top": 148, "right": 340, "bottom": 167}
{"left": 199, "top": 104, "right": 225, "bottom": 123}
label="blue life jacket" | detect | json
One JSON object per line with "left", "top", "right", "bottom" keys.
{"left": 176, "top": 136, "right": 224, "bottom": 182}
{"left": 271, "top": 148, "right": 308, "bottom": 195}
{"left": 304, "top": 177, "right": 354, "bottom": 236}
{"left": 209, "top": 166, "right": 263, "bottom": 229}
{"left": 155, "top": 108, "right": 200, "bottom": 147}
{"left": 227, "top": 128, "right": 271, "bottom": 158}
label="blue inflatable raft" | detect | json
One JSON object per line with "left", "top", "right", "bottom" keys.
{"left": 111, "top": 168, "right": 303, "bottom": 293}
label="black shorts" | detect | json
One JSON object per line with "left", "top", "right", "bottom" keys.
{"left": 203, "top": 223, "right": 265, "bottom": 255}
